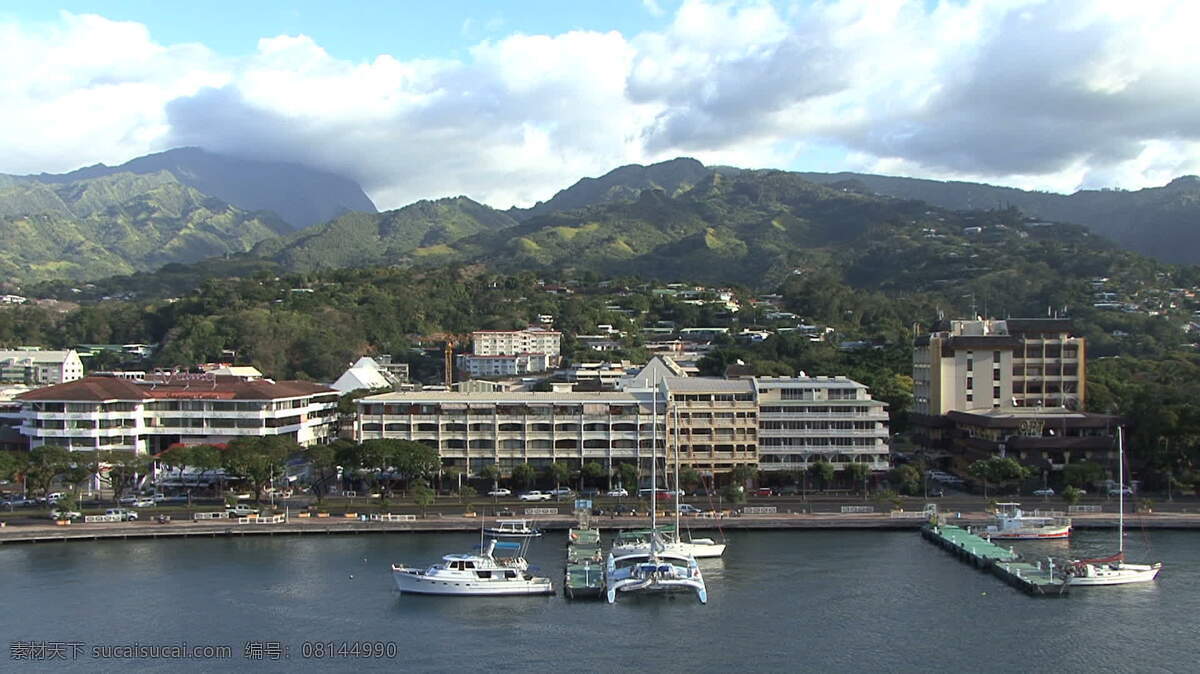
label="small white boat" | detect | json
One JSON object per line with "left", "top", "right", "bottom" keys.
{"left": 984, "top": 503, "right": 1071, "bottom": 540}
{"left": 483, "top": 519, "right": 542, "bottom": 538}
{"left": 391, "top": 540, "right": 553, "bottom": 596}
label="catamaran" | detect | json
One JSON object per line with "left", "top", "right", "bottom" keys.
{"left": 605, "top": 382, "right": 707, "bottom": 604}
{"left": 1062, "top": 427, "right": 1162, "bottom": 586}
{"left": 391, "top": 538, "right": 554, "bottom": 596}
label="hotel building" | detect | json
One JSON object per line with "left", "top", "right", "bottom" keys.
{"left": 16, "top": 375, "right": 338, "bottom": 454}
{"left": 755, "top": 376, "right": 891, "bottom": 472}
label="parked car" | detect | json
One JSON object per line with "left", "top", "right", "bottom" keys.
{"left": 2, "top": 496, "right": 35, "bottom": 507}
{"left": 518, "top": 491, "right": 552, "bottom": 502}
{"left": 486, "top": 488, "right": 511, "bottom": 497}
{"left": 776, "top": 485, "right": 800, "bottom": 496}
{"left": 1033, "top": 488, "right": 1055, "bottom": 497}
{"left": 49, "top": 509, "right": 82, "bottom": 520}
{"left": 753, "top": 487, "right": 774, "bottom": 497}
{"left": 677, "top": 504, "right": 703, "bottom": 515}
{"left": 606, "top": 487, "right": 629, "bottom": 497}
{"left": 547, "top": 487, "right": 574, "bottom": 498}
{"left": 43, "top": 492, "right": 65, "bottom": 504}
{"left": 227, "top": 504, "right": 259, "bottom": 517}
{"left": 1108, "top": 486, "right": 1133, "bottom": 496}
{"left": 105, "top": 508, "right": 139, "bottom": 521}
{"left": 130, "top": 498, "right": 156, "bottom": 508}
{"left": 613, "top": 503, "right": 637, "bottom": 515}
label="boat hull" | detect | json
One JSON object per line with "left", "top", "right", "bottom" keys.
{"left": 1067, "top": 562, "right": 1162, "bottom": 586}
{"left": 611, "top": 540, "right": 726, "bottom": 559}
{"left": 392, "top": 568, "right": 554, "bottom": 596}
{"left": 986, "top": 527, "right": 1071, "bottom": 541}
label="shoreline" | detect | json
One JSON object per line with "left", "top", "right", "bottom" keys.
{"left": 3, "top": 512, "right": 1200, "bottom": 546}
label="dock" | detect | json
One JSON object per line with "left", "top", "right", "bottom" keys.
{"left": 921, "top": 524, "right": 1068, "bottom": 597}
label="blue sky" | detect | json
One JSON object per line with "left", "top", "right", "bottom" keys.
{"left": 7, "top": 1, "right": 674, "bottom": 61}
{"left": 1, "top": 1, "right": 1198, "bottom": 209}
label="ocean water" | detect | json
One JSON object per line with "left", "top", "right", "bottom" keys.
{"left": 0, "top": 528, "right": 1196, "bottom": 672}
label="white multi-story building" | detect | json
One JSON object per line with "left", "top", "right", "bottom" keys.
{"left": 16, "top": 375, "right": 338, "bottom": 454}
{"left": 457, "top": 353, "right": 551, "bottom": 378}
{"left": 471, "top": 328, "right": 561, "bottom": 365}
{"left": 755, "top": 376, "right": 891, "bottom": 472}
{"left": 357, "top": 390, "right": 665, "bottom": 478}
{"left": 0, "top": 349, "right": 84, "bottom": 386}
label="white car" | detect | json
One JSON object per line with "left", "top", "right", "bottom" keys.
{"left": 487, "top": 488, "right": 511, "bottom": 497}
{"left": 49, "top": 509, "right": 82, "bottom": 520}
{"left": 105, "top": 508, "right": 139, "bottom": 521}
{"left": 606, "top": 488, "right": 629, "bottom": 497}
{"left": 227, "top": 505, "right": 259, "bottom": 517}
{"left": 518, "top": 491, "right": 552, "bottom": 502}
{"left": 130, "top": 498, "right": 156, "bottom": 508}
{"left": 677, "top": 504, "right": 703, "bottom": 515}
{"left": 547, "top": 487, "right": 574, "bottom": 498}
{"left": 1108, "top": 486, "right": 1133, "bottom": 496}
{"left": 1033, "top": 488, "right": 1055, "bottom": 497}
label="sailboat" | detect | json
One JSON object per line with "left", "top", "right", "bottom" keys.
{"left": 605, "top": 381, "right": 708, "bottom": 603}
{"left": 610, "top": 406, "right": 727, "bottom": 559}
{"left": 1063, "top": 427, "right": 1162, "bottom": 586}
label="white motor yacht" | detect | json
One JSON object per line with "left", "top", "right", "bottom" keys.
{"left": 483, "top": 519, "right": 542, "bottom": 538}
{"left": 984, "top": 503, "right": 1071, "bottom": 540}
{"left": 391, "top": 540, "right": 553, "bottom": 596}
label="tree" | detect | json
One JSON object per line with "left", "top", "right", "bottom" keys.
{"left": 679, "top": 467, "right": 702, "bottom": 494}
{"left": 388, "top": 440, "right": 441, "bottom": 490}
{"left": 222, "top": 437, "right": 288, "bottom": 502}
{"left": 616, "top": 462, "right": 639, "bottom": 492}
{"left": 847, "top": 462, "right": 871, "bottom": 498}
{"left": 890, "top": 464, "right": 922, "bottom": 496}
{"left": 1062, "top": 485, "right": 1083, "bottom": 506}
{"left": 729, "top": 464, "right": 756, "bottom": 486}
{"left": 968, "top": 457, "right": 1032, "bottom": 498}
{"left": 808, "top": 460, "right": 835, "bottom": 492}
{"left": 511, "top": 463, "right": 537, "bottom": 490}
{"left": 187, "top": 445, "right": 223, "bottom": 502}
{"left": 26, "top": 445, "right": 72, "bottom": 497}
{"left": 64, "top": 451, "right": 100, "bottom": 500}
{"left": 101, "top": 451, "right": 148, "bottom": 504}
{"left": 0, "top": 451, "right": 28, "bottom": 491}
{"left": 581, "top": 461, "right": 606, "bottom": 489}
{"left": 158, "top": 445, "right": 194, "bottom": 492}
{"left": 720, "top": 483, "right": 746, "bottom": 504}
{"left": 480, "top": 463, "right": 500, "bottom": 490}
{"left": 411, "top": 480, "right": 435, "bottom": 517}
{"left": 306, "top": 443, "right": 339, "bottom": 503}
{"left": 443, "top": 465, "right": 464, "bottom": 493}
{"left": 546, "top": 462, "right": 571, "bottom": 492}
{"left": 1063, "top": 461, "right": 1107, "bottom": 489}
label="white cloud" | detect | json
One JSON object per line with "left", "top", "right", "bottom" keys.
{"left": 3, "top": 2, "right": 1200, "bottom": 211}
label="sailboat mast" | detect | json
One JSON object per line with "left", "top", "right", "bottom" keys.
{"left": 651, "top": 380, "right": 657, "bottom": 537}
{"left": 1118, "top": 426, "right": 1124, "bottom": 555}
{"left": 675, "top": 404, "right": 681, "bottom": 534}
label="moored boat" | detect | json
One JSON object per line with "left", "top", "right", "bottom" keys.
{"left": 484, "top": 519, "right": 542, "bottom": 538}
{"left": 391, "top": 539, "right": 553, "bottom": 596}
{"left": 984, "top": 503, "right": 1071, "bottom": 540}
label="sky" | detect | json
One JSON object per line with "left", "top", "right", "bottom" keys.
{"left": 2, "top": 0, "right": 1199, "bottom": 210}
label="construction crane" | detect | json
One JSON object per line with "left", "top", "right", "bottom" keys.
{"left": 443, "top": 338, "right": 455, "bottom": 388}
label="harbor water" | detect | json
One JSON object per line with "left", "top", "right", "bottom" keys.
{"left": 1, "top": 529, "right": 1197, "bottom": 672}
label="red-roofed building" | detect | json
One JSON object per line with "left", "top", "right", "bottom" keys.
{"left": 15, "top": 375, "right": 337, "bottom": 454}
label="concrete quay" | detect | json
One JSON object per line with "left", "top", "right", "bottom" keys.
{"left": 2, "top": 511, "right": 1199, "bottom": 546}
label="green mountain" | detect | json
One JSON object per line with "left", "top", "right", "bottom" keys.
{"left": 434, "top": 168, "right": 1135, "bottom": 298}
{"left": 796, "top": 172, "right": 1200, "bottom": 265}
{"left": 252, "top": 196, "right": 518, "bottom": 271}
{"left": 0, "top": 171, "right": 291, "bottom": 283}
{"left": 511, "top": 157, "right": 712, "bottom": 220}
{"left": 28, "top": 147, "right": 377, "bottom": 230}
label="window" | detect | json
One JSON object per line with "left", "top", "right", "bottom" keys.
{"left": 993, "top": 386, "right": 1001, "bottom": 399}
{"left": 994, "top": 350, "right": 1002, "bottom": 363}
{"left": 966, "top": 358, "right": 973, "bottom": 372}
{"left": 966, "top": 394, "right": 974, "bottom": 403}
{"left": 993, "top": 369, "right": 1000, "bottom": 381}
{"left": 966, "top": 377, "right": 973, "bottom": 390}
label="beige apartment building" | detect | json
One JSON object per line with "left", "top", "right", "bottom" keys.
{"left": 661, "top": 377, "right": 759, "bottom": 476}
{"left": 755, "top": 376, "right": 891, "bottom": 472}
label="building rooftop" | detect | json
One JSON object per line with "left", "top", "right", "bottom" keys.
{"left": 361, "top": 391, "right": 648, "bottom": 404}
{"left": 16, "top": 376, "right": 334, "bottom": 402}
{"left": 662, "top": 377, "right": 755, "bottom": 394}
